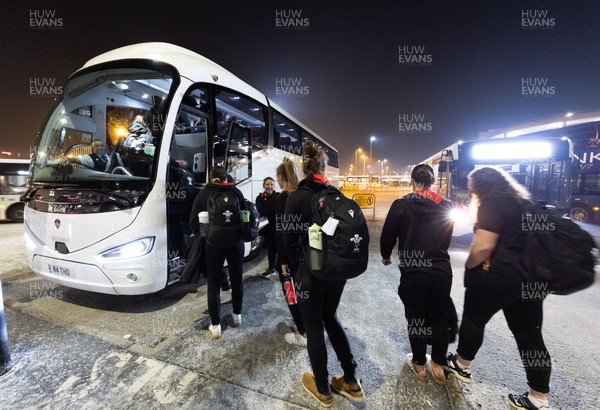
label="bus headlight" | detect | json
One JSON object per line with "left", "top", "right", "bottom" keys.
{"left": 98, "top": 237, "right": 155, "bottom": 260}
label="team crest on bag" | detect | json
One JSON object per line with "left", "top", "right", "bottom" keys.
{"left": 350, "top": 234, "right": 362, "bottom": 252}
{"left": 206, "top": 190, "right": 242, "bottom": 246}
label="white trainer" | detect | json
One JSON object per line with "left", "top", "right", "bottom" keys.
{"left": 208, "top": 324, "right": 221, "bottom": 339}
{"left": 284, "top": 332, "right": 307, "bottom": 347}
{"left": 231, "top": 313, "right": 242, "bottom": 327}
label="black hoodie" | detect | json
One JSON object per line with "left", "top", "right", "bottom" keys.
{"left": 380, "top": 190, "right": 454, "bottom": 278}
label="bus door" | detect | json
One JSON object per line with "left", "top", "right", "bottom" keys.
{"left": 166, "top": 85, "right": 210, "bottom": 272}
{"left": 530, "top": 161, "right": 567, "bottom": 209}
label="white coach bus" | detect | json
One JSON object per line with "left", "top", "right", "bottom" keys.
{"left": 0, "top": 159, "right": 30, "bottom": 222}
{"left": 23, "top": 42, "right": 339, "bottom": 295}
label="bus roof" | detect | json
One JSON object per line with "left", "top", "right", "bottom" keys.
{"left": 481, "top": 110, "right": 600, "bottom": 140}
{"left": 80, "top": 42, "right": 337, "bottom": 153}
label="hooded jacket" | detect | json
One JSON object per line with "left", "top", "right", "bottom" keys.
{"left": 380, "top": 190, "right": 454, "bottom": 278}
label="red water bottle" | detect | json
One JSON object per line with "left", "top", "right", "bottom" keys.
{"left": 284, "top": 277, "right": 297, "bottom": 305}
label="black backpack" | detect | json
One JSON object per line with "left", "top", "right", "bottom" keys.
{"left": 242, "top": 199, "right": 260, "bottom": 242}
{"left": 304, "top": 186, "right": 370, "bottom": 280}
{"left": 516, "top": 203, "right": 597, "bottom": 295}
{"left": 206, "top": 190, "right": 242, "bottom": 246}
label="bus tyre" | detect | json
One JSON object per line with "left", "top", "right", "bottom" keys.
{"left": 244, "top": 235, "right": 265, "bottom": 261}
{"left": 569, "top": 206, "right": 592, "bottom": 223}
{"left": 7, "top": 204, "right": 24, "bottom": 223}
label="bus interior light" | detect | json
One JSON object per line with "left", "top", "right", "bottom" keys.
{"left": 98, "top": 237, "right": 155, "bottom": 260}
{"left": 471, "top": 141, "right": 552, "bottom": 161}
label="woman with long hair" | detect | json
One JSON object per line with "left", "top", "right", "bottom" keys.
{"left": 283, "top": 141, "right": 365, "bottom": 407}
{"left": 274, "top": 157, "right": 306, "bottom": 346}
{"left": 380, "top": 164, "right": 454, "bottom": 384}
{"left": 445, "top": 166, "right": 552, "bottom": 410}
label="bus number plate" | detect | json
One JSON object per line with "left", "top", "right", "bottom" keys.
{"left": 48, "top": 264, "right": 73, "bottom": 278}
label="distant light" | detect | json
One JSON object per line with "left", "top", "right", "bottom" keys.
{"left": 251, "top": 108, "right": 260, "bottom": 111}
{"left": 370, "top": 136, "right": 376, "bottom": 142}
{"left": 566, "top": 112, "right": 574, "bottom": 117}
{"left": 472, "top": 141, "right": 552, "bottom": 160}
{"left": 142, "top": 93, "right": 149, "bottom": 99}
{"left": 457, "top": 140, "right": 463, "bottom": 145}
{"left": 561, "top": 136, "right": 568, "bottom": 140}
{"left": 230, "top": 96, "right": 240, "bottom": 100}
{"left": 116, "top": 127, "right": 127, "bottom": 136}
{"left": 1, "top": 151, "right": 11, "bottom": 155}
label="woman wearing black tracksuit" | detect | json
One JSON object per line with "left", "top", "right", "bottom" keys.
{"left": 189, "top": 166, "right": 245, "bottom": 339}
{"left": 283, "top": 141, "right": 364, "bottom": 407}
{"left": 380, "top": 164, "right": 454, "bottom": 384}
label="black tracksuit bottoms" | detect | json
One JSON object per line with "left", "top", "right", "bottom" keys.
{"left": 457, "top": 268, "right": 551, "bottom": 393}
{"left": 296, "top": 263, "right": 357, "bottom": 394}
{"left": 398, "top": 271, "right": 452, "bottom": 366}
{"left": 205, "top": 241, "right": 244, "bottom": 326}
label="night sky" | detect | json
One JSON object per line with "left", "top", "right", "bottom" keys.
{"left": 2, "top": 0, "right": 600, "bottom": 174}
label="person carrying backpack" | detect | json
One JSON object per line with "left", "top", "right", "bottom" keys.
{"left": 445, "top": 166, "right": 552, "bottom": 410}
{"left": 275, "top": 157, "right": 306, "bottom": 347}
{"left": 380, "top": 164, "right": 454, "bottom": 385}
{"left": 189, "top": 166, "right": 246, "bottom": 339}
{"left": 283, "top": 140, "right": 365, "bottom": 408}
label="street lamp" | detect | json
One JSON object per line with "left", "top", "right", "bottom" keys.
{"left": 370, "top": 136, "right": 376, "bottom": 167}
{"left": 355, "top": 148, "right": 363, "bottom": 174}
{"left": 381, "top": 158, "right": 387, "bottom": 175}
{"left": 362, "top": 155, "right": 367, "bottom": 175}
{"left": 349, "top": 164, "right": 354, "bottom": 175}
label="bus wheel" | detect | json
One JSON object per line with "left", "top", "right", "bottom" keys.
{"left": 7, "top": 203, "right": 24, "bottom": 223}
{"left": 244, "top": 235, "right": 265, "bottom": 261}
{"left": 569, "top": 206, "right": 592, "bottom": 223}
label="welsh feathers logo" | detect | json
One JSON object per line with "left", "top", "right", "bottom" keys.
{"left": 350, "top": 234, "right": 362, "bottom": 252}
{"left": 223, "top": 210, "right": 233, "bottom": 223}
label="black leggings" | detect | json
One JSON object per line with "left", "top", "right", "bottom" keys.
{"left": 457, "top": 268, "right": 551, "bottom": 393}
{"left": 398, "top": 272, "right": 452, "bottom": 365}
{"left": 297, "top": 263, "right": 357, "bottom": 394}
{"left": 205, "top": 241, "right": 245, "bottom": 326}
{"left": 277, "top": 261, "right": 305, "bottom": 335}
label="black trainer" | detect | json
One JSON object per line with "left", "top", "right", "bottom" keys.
{"left": 261, "top": 268, "right": 276, "bottom": 278}
{"left": 509, "top": 392, "right": 550, "bottom": 409}
{"left": 444, "top": 353, "right": 472, "bottom": 383}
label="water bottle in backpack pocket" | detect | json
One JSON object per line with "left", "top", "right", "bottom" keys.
{"left": 308, "top": 223, "right": 324, "bottom": 272}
